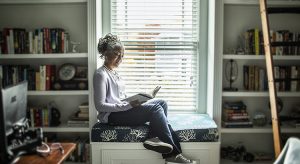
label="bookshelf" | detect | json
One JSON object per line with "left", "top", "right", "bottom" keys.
{"left": 221, "top": 125, "right": 300, "bottom": 134}
{"left": 223, "top": 91, "right": 300, "bottom": 97}
{"left": 224, "top": 54, "right": 300, "bottom": 61}
{"left": 0, "top": 53, "right": 88, "bottom": 59}
{"left": 218, "top": 0, "right": 300, "bottom": 163}
{"left": 27, "top": 90, "right": 89, "bottom": 96}
{"left": 222, "top": 159, "right": 273, "bottom": 164}
{"left": 0, "top": 1, "right": 91, "bottom": 162}
{"left": 0, "top": 0, "right": 89, "bottom": 121}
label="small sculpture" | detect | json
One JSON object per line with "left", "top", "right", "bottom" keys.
{"left": 224, "top": 59, "right": 238, "bottom": 91}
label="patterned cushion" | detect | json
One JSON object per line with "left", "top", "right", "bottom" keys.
{"left": 91, "top": 114, "right": 219, "bottom": 142}
{"left": 168, "top": 114, "right": 218, "bottom": 142}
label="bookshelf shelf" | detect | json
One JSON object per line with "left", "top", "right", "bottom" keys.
{"left": 224, "top": 0, "right": 300, "bottom": 6}
{"left": 30, "top": 125, "right": 89, "bottom": 133}
{"left": 219, "top": 0, "right": 300, "bottom": 160}
{"left": 0, "top": 53, "right": 88, "bottom": 59}
{"left": 0, "top": 0, "right": 87, "bottom": 5}
{"left": 28, "top": 90, "right": 89, "bottom": 96}
{"left": 221, "top": 159, "right": 273, "bottom": 164}
{"left": 221, "top": 126, "right": 300, "bottom": 134}
{"left": 222, "top": 91, "right": 300, "bottom": 97}
{"left": 0, "top": 1, "right": 91, "bottom": 162}
{"left": 223, "top": 54, "right": 300, "bottom": 61}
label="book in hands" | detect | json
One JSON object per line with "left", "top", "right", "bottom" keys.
{"left": 122, "top": 86, "right": 161, "bottom": 104}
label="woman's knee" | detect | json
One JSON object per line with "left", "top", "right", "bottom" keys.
{"left": 148, "top": 104, "right": 164, "bottom": 114}
{"left": 144, "top": 102, "right": 167, "bottom": 117}
{"left": 155, "top": 99, "right": 167, "bottom": 106}
{"left": 157, "top": 99, "right": 168, "bottom": 115}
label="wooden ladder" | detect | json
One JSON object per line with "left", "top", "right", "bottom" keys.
{"left": 259, "top": 0, "right": 300, "bottom": 158}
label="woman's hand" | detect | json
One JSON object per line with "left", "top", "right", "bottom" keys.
{"left": 130, "top": 100, "right": 141, "bottom": 108}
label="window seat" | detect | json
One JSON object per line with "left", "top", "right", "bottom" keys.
{"left": 91, "top": 114, "right": 219, "bottom": 142}
{"left": 91, "top": 114, "right": 220, "bottom": 164}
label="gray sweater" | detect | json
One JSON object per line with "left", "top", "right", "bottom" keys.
{"left": 93, "top": 66, "right": 132, "bottom": 123}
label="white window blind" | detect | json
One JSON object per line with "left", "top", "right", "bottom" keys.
{"left": 111, "top": 0, "right": 199, "bottom": 111}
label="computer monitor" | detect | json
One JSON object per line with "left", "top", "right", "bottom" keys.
{"left": 1, "top": 81, "right": 28, "bottom": 135}
{"left": 0, "top": 81, "right": 28, "bottom": 163}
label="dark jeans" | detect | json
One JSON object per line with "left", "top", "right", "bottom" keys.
{"left": 108, "top": 99, "right": 182, "bottom": 158}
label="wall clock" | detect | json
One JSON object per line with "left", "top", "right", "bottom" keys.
{"left": 58, "top": 63, "right": 76, "bottom": 81}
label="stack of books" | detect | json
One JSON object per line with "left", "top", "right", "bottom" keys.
{"left": 67, "top": 103, "right": 89, "bottom": 127}
{"left": 222, "top": 101, "right": 253, "bottom": 128}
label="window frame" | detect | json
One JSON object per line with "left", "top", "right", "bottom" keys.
{"left": 101, "top": 0, "right": 208, "bottom": 113}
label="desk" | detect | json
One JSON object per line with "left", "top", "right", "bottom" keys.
{"left": 16, "top": 143, "right": 76, "bottom": 164}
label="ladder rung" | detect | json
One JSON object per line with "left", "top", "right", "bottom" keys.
{"left": 271, "top": 41, "right": 300, "bottom": 47}
{"left": 267, "top": 7, "right": 300, "bottom": 14}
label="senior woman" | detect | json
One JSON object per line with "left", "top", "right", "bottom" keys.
{"left": 93, "top": 33, "right": 196, "bottom": 164}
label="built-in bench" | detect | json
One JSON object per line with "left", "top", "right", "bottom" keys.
{"left": 91, "top": 114, "right": 220, "bottom": 164}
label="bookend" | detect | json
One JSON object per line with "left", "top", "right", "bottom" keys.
{"left": 223, "top": 59, "right": 238, "bottom": 91}
{"left": 50, "top": 107, "right": 61, "bottom": 127}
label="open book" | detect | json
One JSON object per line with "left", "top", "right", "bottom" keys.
{"left": 122, "top": 86, "right": 161, "bottom": 103}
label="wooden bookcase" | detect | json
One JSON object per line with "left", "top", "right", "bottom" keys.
{"left": 0, "top": 0, "right": 94, "bottom": 163}
{"left": 218, "top": 0, "right": 300, "bottom": 163}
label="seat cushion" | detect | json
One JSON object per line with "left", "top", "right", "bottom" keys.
{"left": 91, "top": 114, "right": 219, "bottom": 142}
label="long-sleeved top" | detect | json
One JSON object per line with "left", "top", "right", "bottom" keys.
{"left": 93, "top": 66, "right": 132, "bottom": 123}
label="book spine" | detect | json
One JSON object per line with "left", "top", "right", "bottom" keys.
{"left": 61, "top": 30, "right": 65, "bottom": 53}
{"left": 28, "top": 31, "right": 33, "bottom": 54}
{"left": 50, "top": 65, "right": 56, "bottom": 90}
{"left": 279, "top": 66, "right": 286, "bottom": 91}
{"left": 9, "top": 29, "right": 14, "bottom": 54}
{"left": 43, "top": 28, "right": 47, "bottom": 53}
{"left": 243, "top": 65, "right": 249, "bottom": 90}
{"left": 40, "top": 65, "right": 46, "bottom": 91}
{"left": 2, "top": 29, "right": 8, "bottom": 54}
{"left": 259, "top": 68, "right": 266, "bottom": 91}
{"left": 46, "top": 65, "right": 51, "bottom": 90}
{"left": 35, "top": 71, "right": 40, "bottom": 91}
{"left": 255, "top": 28, "right": 259, "bottom": 55}
{"left": 254, "top": 66, "right": 260, "bottom": 90}
{"left": 274, "top": 66, "right": 280, "bottom": 91}
{"left": 33, "top": 30, "right": 38, "bottom": 54}
{"left": 39, "top": 29, "right": 44, "bottom": 54}
{"left": 249, "top": 65, "right": 255, "bottom": 90}
{"left": 276, "top": 31, "right": 283, "bottom": 55}
{"left": 30, "top": 107, "right": 35, "bottom": 127}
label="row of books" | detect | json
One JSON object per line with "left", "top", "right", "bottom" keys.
{"left": 0, "top": 28, "right": 70, "bottom": 54}
{"left": 243, "top": 65, "right": 268, "bottom": 91}
{"left": 274, "top": 66, "right": 300, "bottom": 91}
{"left": 243, "top": 65, "right": 300, "bottom": 91}
{"left": 222, "top": 101, "right": 253, "bottom": 128}
{"left": 0, "top": 65, "right": 31, "bottom": 88}
{"left": 67, "top": 137, "right": 90, "bottom": 163}
{"left": 0, "top": 64, "right": 87, "bottom": 90}
{"left": 68, "top": 103, "right": 89, "bottom": 127}
{"left": 244, "top": 28, "right": 300, "bottom": 55}
{"left": 0, "top": 64, "right": 56, "bottom": 90}
{"left": 27, "top": 106, "right": 54, "bottom": 127}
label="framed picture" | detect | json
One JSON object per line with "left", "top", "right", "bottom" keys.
{"left": 75, "top": 66, "right": 88, "bottom": 80}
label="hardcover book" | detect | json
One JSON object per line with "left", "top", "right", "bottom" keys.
{"left": 122, "top": 86, "right": 161, "bottom": 103}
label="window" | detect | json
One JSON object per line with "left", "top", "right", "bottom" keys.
{"left": 110, "top": 0, "right": 200, "bottom": 112}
